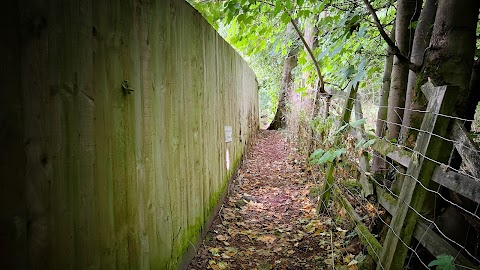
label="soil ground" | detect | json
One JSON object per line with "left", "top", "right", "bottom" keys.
{"left": 187, "top": 130, "right": 365, "bottom": 270}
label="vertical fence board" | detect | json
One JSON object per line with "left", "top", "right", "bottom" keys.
{"left": 1, "top": 2, "right": 26, "bottom": 269}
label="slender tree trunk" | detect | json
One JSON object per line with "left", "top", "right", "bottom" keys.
{"left": 400, "top": 0, "right": 437, "bottom": 147}
{"left": 415, "top": 0, "right": 480, "bottom": 235}
{"left": 303, "top": 15, "right": 319, "bottom": 116}
{"left": 288, "top": 16, "right": 329, "bottom": 121}
{"left": 299, "top": 16, "right": 319, "bottom": 150}
{"left": 423, "top": 0, "right": 479, "bottom": 117}
{"left": 268, "top": 52, "right": 298, "bottom": 130}
{"left": 303, "top": 16, "right": 318, "bottom": 81}
{"left": 372, "top": 27, "right": 395, "bottom": 173}
{"left": 268, "top": 23, "right": 298, "bottom": 130}
{"left": 466, "top": 59, "right": 480, "bottom": 130}
{"left": 386, "top": 0, "right": 422, "bottom": 140}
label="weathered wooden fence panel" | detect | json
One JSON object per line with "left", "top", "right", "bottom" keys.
{"left": 379, "top": 84, "right": 457, "bottom": 270}
{"left": 325, "top": 81, "right": 480, "bottom": 269}
{"left": 1, "top": 0, "right": 258, "bottom": 269}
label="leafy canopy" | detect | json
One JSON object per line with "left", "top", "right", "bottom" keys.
{"left": 189, "top": 0, "right": 395, "bottom": 119}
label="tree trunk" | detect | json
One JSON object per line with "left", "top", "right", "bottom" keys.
{"left": 386, "top": 0, "right": 422, "bottom": 140}
{"left": 423, "top": 0, "right": 479, "bottom": 118}
{"left": 287, "top": 16, "right": 329, "bottom": 121}
{"left": 400, "top": 0, "right": 437, "bottom": 147}
{"left": 303, "top": 16, "right": 318, "bottom": 79}
{"left": 268, "top": 53, "right": 297, "bottom": 130}
{"left": 417, "top": 0, "right": 479, "bottom": 241}
{"left": 466, "top": 59, "right": 480, "bottom": 130}
{"left": 372, "top": 26, "right": 395, "bottom": 173}
{"left": 268, "top": 23, "right": 298, "bottom": 130}
{"left": 303, "top": 16, "right": 319, "bottom": 118}
{"left": 297, "top": 16, "right": 319, "bottom": 150}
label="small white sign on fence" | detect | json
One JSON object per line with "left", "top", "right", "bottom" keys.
{"left": 224, "top": 126, "right": 232, "bottom": 143}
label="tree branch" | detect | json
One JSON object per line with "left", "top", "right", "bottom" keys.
{"left": 362, "top": 0, "right": 421, "bottom": 72}
{"left": 289, "top": 17, "right": 327, "bottom": 93}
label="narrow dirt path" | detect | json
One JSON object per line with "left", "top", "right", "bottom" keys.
{"left": 188, "top": 130, "right": 348, "bottom": 269}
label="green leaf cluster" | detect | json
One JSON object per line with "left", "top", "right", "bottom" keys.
{"left": 190, "top": 0, "right": 395, "bottom": 127}
{"left": 428, "top": 255, "right": 456, "bottom": 270}
{"left": 309, "top": 148, "right": 346, "bottom": 165}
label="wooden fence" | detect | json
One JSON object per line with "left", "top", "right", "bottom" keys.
{"left": 318, "top": 81, "right": 480, "bottom": 269}
{"left": 1, "top": 0, "right": 258, "bottom": 268}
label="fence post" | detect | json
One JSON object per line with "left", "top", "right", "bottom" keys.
{"left": 318, "top": 82, "right": 358, "bottom": 213}
{"left": 378, "top": 83, "right": 457, "bottom": 270}
{"left": 354, "top": 97, "right": 374, "bottom": 197}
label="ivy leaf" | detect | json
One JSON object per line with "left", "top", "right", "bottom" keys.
{"left": 355, "top": 139, "right": 366, "bottom": 149}
{"left": 237, "top": 13, "right": 246, "bottom": 24}
{"left": 351, "top": 68, "right": 366, "bottom": 86}
{"left": 313, "top": 148, "right": 346, "bottom": 165}
{"left": 350, "top": 118, "right": 366, "bottom": 128}
{"left": 343, "top": 65, "right": 356, "bottom": 80}
{"left": 362, "top": 139, "right": 376, "bottom": 148}
{"left": 333, "top": 148, "right": 346, "bottom": 158}
{"left": 356, "top": 138, "right": 376, "bottom": 149}
{"left": 408, "top": 21, "right": 418, "bottom": 30}
{"left": 357, "top": 25, "right": 367, "bottom": 38}
{"left": 310, "top": 148, "right": 325, "bottom": 160}
{"left": 330, "top": 42, "right": 343, "bottom": 58}
{"left": 317, "top": 150, "right": 334, "bottom": 164}
{"left": 333, "top": 124, "right": 348, "bottom": 135}
{"left": 280, "top": 12, "right": 291, "bottom": 24}
{"left": 273, "top": 3, "right": 283, "bottom": 16}
{"left": 295, "top": 86, "right": 308, "bottom": 93}
{"left": 428, "top": 255, "right": 455, "bottom": 270}
{"left": 285, "top": 0, "right": 292, "bottom": 9}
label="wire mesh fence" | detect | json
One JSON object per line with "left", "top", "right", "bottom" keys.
{"left": 309, "top": 82, "right": 480, "bottom": 269}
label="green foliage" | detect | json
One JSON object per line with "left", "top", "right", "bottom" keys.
{"left": 189, "top": 0, "right": 394, "bottom": 127}
{"left": 350, "top": 118, "right": 366, "bottom": 128}
{"left": 428, "top": 255, "right": 456, "bottom": 270}
{"left": 311, "top": 115, "right": 335, "bottom": 138}
{"left": 309, "top": 148, "right": 346, "bottom": 165}
{"left": 355, "top": 138, "right": 376, "bottom": 149}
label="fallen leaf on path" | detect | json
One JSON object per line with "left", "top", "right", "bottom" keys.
{"left": 336, "top": 227, "right": 348, "bottom": 238}
{"left": 227, "top": 228, "right": 238, "bottom": 237}
{"left": 241, "top": 229, "right": 257, "bottom": 240}
{"left": 209, "top": 247, "right": 221, "bottom": 256}
{"left": 216, "top": 235, "right": 229, "bottom": 241}
{"left": 209, "top": 260, "right": 220, "bottom": 270}
{"left": 224, "top": 247, "right": 238, "bottom": 256}
{"left": 221, "top": 253, "right": 231, "bottom": 259}
{"left": 258, "top": 234, "right": 276, "bottom": 244}
{"left": 348, "top": 259, "right": 358, "bottom": 266}
{"left": 324, "top": 258, "right": 334, "bottom": 265}
{"left": 217, "top": 262, "right": 227, "bottom": 269}
{"left": 343, "top": 253, "right": 355, "bottom": 264}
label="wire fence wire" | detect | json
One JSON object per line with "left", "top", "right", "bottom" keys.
{"left": 309, "top": 90, "right": 480, "bottom": 269}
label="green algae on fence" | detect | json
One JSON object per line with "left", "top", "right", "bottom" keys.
{"left": 7, "top": 0, "right": 259, "bottom": 269}
{"left": 332, "top": 186, "right": 382, "bottom": 261}
{"left": 378, "top": 84, "right": 457, "bottom": 270}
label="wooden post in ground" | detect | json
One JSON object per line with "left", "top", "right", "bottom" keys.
{"left": 318, "top": 82, "right": 358, "bottom": 213}
{"left": 378, "top": 83, "right": 457, "bottom": 270}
